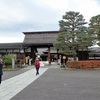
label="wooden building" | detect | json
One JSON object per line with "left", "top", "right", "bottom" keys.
{"left": 23, "top": 31, "right": 58, "bottom": 63}
{"left": 0, "top": 31, "right": 99, "bottom": 65}
{"left": 0, "top": 31, "right": 59, "bottom": 64}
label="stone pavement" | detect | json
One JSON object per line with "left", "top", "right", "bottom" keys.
{"left": 0, "top": 67, "right": 48, "bottom": 100}
{"left": 1, "top": 64, "right": 100, "bottom": 100}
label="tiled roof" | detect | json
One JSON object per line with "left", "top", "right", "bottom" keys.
{"left": 23, "top": 31, "right": 58, "bottom": 44}
{"left": 0, "top": 43, "right": 23, "bottom": 49}
{"left": 88, "top": 46, "right": 100, "bottom": 52}
{"left": 0, "top": 31, "right": 59, "bottom": 49}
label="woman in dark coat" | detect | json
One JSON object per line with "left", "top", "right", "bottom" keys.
{"left": 0, "top": 59, "right": 5, "bottom": 84}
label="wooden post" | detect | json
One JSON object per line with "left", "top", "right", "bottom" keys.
{"left": 56, "top": 49, "right": 59, "bottom": 63}
{"left": 48, "top": 47, "right": 51, "bottom": 64}
{"left": 31, "top": 47, "right": 36, "bottom": 63}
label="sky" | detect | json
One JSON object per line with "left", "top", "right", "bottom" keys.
{"left": 0, "top": 0, "right": 100, "bottom": 43}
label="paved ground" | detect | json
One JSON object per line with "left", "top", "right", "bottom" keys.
{"left": 1, "top": 64, "right": 100, "bottom": 100}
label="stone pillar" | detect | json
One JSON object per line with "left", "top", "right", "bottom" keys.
{"left": 12, "top": 57, "right": 15, "bottom": 69}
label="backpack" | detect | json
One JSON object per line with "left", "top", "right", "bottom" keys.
{"left": 35, "top": 61, "right": 39, "bottom": 66}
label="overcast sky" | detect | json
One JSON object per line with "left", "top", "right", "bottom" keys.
{"left": 0, "top": 0, "right": 100, "bottom": 43}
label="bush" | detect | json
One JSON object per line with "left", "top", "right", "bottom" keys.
{"left": 2, "top": 54, "right": 15, "bottom": 66}
{"left": 67, "top": 60, "right": 100, "bottom": 69}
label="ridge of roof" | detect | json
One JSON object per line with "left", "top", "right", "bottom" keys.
{"left": 0, "top": 42, "right": 23, "bottom": 44}
{"left": 23, "top": 31, "right": 59, "bottom": 35}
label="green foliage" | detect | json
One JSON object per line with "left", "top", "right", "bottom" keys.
{"left": 2, "top": 53, "right": 15, "bottom": 66}
{"left": 88, "top": 14, "right": 100, "bottom": 46}
{"left": 54, "top": 11, "right": 93, "bottom": 59}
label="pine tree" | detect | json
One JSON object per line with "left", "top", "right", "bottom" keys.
{"left": 88, "top": 15, "right": 100, "bottom": 46}
{"left": 54, "top": 11, "right": 93, "bottom": 60}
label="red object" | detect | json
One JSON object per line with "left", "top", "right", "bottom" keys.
{"left": 34, "top": 60, "right": 40, "bottom": 68}
{"left": 67, "top": 60, "right": 100, "bottom": 69}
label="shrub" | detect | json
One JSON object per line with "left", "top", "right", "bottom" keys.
{"left": 2, "top": 53, "right": 15, "bottom": 66}
{"left": 67, "top": 60, "right": 100, "bottom": 69}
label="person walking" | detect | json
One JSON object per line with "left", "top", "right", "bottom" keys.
{"left": 0, "top": 58, "right": 5, "bottom": 84}
{"left": 34, "top": 58, "right": 40, "bottom": 75}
